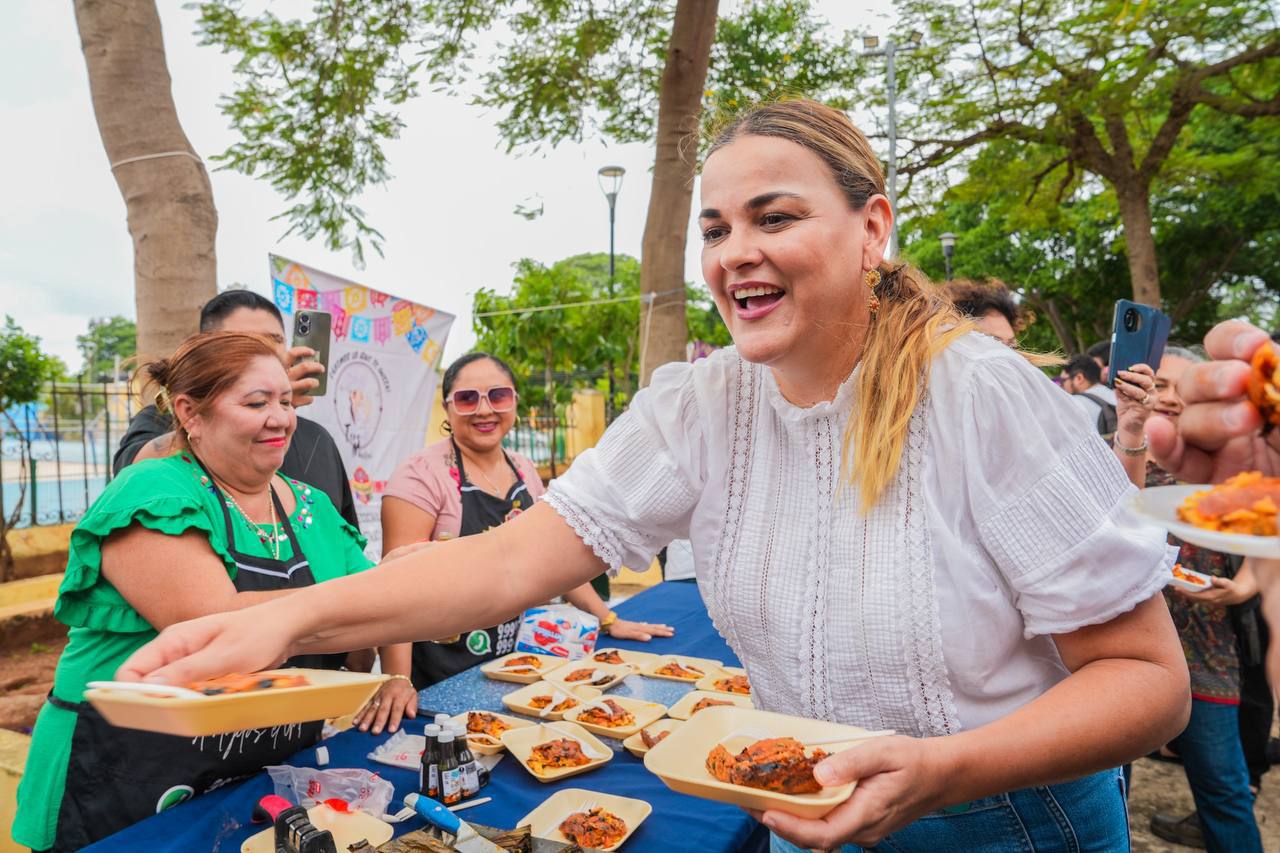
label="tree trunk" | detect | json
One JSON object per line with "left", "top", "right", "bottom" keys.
{"left": 1114, "top": 180, "right": 1161, "bottom": 307}
{"left": 74, "top": 0, "right": 217, "bottom": 362}
{"left": 637, "top": 0, "right": 719, "bottom": 387}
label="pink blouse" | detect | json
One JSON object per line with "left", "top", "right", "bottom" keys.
{"left": 383, "top": 438, "right": 545, "bottom": 541}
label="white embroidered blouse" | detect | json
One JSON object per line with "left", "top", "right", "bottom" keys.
{"left": 546, "top": 333, "right": 1175, "bottom": 737}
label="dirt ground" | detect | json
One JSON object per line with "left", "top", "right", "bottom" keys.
{"left": 1128, "top": 743, "right": 1277, "bottom": 850}
{"left": 0, "top": 632, "right": 66, "bottom": 733}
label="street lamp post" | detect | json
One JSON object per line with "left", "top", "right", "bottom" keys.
{"left": 597, "top": 165, "right": 625, "bottom": 419}
{"left": 862, "top": 30, "right": 922, "bottom": 258}
{"left": 940, "top": 232, "right": 956, "bottom": 280}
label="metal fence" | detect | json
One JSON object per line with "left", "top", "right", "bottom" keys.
{"left": 1, "top": 379, "right": 138, "bottom": 528}
{"left": 1, "top": 372, "right": 632, "bottom": 527}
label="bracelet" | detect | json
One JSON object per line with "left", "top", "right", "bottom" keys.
{"left": 385, "top": 674, "right": 413, "bottom": 687}
{"left": 1113, "top": 435, "right": 1149, "bottom": 456}
{"left": 600, "top": 610, "right": 619, "bottom": 630}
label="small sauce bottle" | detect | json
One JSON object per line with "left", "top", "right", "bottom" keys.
{"left": 420, "top": 723, "right": 441, "bottom": 799}
{"left": 450, "top": 721, "right": 481, "bottom": 797}
{"left": 438, "top": 732, "right": 462, "bottom": 805}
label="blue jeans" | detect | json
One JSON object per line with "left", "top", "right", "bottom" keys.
{"left": 1171, "top": 699, "right": 1262, "bottom": 853}
{"left": 770, "top": 768, "right": 1128, "bottom": 852}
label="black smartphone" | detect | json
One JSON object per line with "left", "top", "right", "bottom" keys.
{"left": 291, "top": 310, "right": 331, "bottom": 397}
{"left": 1108, "top": 299, "right": 1171, "bottom": 388}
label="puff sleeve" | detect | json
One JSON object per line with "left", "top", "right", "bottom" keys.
{"left": 545, "top": 359, "right": 707, "bottom": 573}
{"left": 956, "top": 350, "right": 1175, "bottom": 638}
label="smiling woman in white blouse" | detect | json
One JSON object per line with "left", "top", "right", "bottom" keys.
{"left": 119, "top": 100, "right": 1189, "bottom": 852}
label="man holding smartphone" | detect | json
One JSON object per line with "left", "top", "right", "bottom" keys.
{"left": 112, "top": 290, "right": 359, "bottom": 531}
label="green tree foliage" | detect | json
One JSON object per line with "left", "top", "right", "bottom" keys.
{"left": 193, "top": 0, "right": 856, "bottom": 262}
{"left": 76, "top": 315, "right": 138, "bottom": 381}
{"left": 472, "top": 252, "right": 728, "bottom": 412}
{"left": 0, "top": 317, "right": 60, "bottom": 412}
{"left": 883, "top": 0, "right": 1280, "bottom": 306}
{"left": 0, "top": 317, "right": 64, "bottom": 579}
{"left": 902, "top": 102, "right": 1280, "bottom": 353}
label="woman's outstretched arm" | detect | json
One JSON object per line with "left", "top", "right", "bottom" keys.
{"left": 117, "top": 502, "right": 604, "bottom": 684}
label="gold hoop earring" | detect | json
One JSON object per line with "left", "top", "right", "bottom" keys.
{"left": 864, "top": 268, "right": 882, "bottom": 316}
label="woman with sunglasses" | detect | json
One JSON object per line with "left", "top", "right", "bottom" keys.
{"left": 356, "top": 353, "right": 672, "bottom": 728}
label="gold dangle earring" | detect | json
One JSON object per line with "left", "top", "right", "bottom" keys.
{"left": 864, "top": 268, "right": 882, "bottom": 316}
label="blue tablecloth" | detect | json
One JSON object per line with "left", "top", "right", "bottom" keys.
{"left": 82, "top": 581, "right": 768, "bottom": 852}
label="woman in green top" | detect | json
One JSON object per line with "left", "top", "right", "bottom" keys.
{"left": 14, "top": 332, "right": 377, "bottom": 853}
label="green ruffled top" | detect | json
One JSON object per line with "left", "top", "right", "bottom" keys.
{"left": 13, "top": 453, "right": 374, "bottom": 850}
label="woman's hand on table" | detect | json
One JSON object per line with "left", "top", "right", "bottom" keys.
{"left": 1147, "top": 320, "right": 1280, "bottom": 482}
{"left": 749, "top": 735, "right": 947, "bottom": 850}
{"left": 353, "top": 676, "right": 417, "bottom": 735}
{"left": 606, "top": 618, "right": 675, "bottom": 641}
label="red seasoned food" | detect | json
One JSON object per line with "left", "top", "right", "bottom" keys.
{"left": 1177, "top": 471, "right": 1280, "bottom": 536}
{"left": 502, "top": 655, "right": 544, "bottom": 670}
{"left": 593, "top": 650, "right": 625, "bottom": 665}
{"left": 184, "top": 673, "right": 309, "bottom": 696}
{"left": 1171, "top": 564, "right": 1209, "bottom": 586}
{"left": 690, "top": 697, "right": 734, "bottom": 715}
{"left": 1248, "top": 344, "right": 1280, "bottom": 428}
{"left": 654, "top": 661, "right": 704, "bottom": 679}
{"left": 466, "top": 712, "right": 512, "bottom": 739}
{"left": 558, "top": 806, "right": 627, "bottom": 848}
{"left": 706, "top": 737, "right": 828, "bottom": 795}
{"left": 563, "top": 668, "right": 613, "bottom": 686}
{"left": 576, "top": 699, "right": 636, "bottom": 728}
{"left": 712, "top": 675, "right": 751, "bottom": 695}
{"left": 640, "top": 727, "right": 671, "bottom": 749}
{"left": 526, "top": 738, "right": 591, "bottom": 775}
{"left": 528, "top": 694, "right": 579, "bottom": 713}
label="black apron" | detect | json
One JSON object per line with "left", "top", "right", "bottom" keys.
{"left": 409, "top": 441, "right": 534, "bottom": 688}
{"left": 47, "top": 463, "right": 343, "bottom": 852}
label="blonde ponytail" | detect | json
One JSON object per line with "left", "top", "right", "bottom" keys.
{"left": 850, "top": 264, "right": 972, "bottom": 510}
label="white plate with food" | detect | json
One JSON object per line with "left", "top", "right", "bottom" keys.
{"left": 640, "top": 655, "right": 725, "bottom": 682}
{"left": 589, "top": 647, "right": 660, "bottom": 669}
{"left": 622, "top": 719, "right": 685, "bottom": 758}
{"left": 500, "top": 720, "right": 613, "bottom": 782}
{"left": 501, "top": 681, "right": 602, "bottom": 721}
{"left": 517, "top": 788, "right": 651, "bottom": 851}
{"left": 449, "top": 710, "right": 535, "bottom": 756}
{"left": 84, "top": 669, "right": 387, "bottom": 737}
{"left": 644, "top": 706, "right": 890, "bottom": 819}
{"left": 667, "top": 690, "right": 754, "bottom": 721}
{"left": 1127, "top": 479, "right": 1280, "bottom": 559}
{"left": 543, "top": 662, "right": 632, "bottom": 692}
{"left": 480, "top": 652, "right": 566, "bottom": 684}
{"left": 562, "top": 696, "right": 667, "bottom": 739}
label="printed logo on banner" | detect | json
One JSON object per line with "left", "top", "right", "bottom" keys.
{"left": 330, "top": 352, "right": 386, "bottom": 455}
{"left": 267, "top": 255, "right": 455, "bottom": 561}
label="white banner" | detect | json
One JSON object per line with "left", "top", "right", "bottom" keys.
{"left": 269, "top": 254, "right": 454, "bottom": 558}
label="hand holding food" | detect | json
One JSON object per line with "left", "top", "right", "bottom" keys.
{"left": 749, "top": 735, "right": 948, "bottom": 851}
{"left": 117, "top": 604, "right": 295, "bottom": 685}
{"left": 1147, "top": 320, "right": 1280, "bottom": 483}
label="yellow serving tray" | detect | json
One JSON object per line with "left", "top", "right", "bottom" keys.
{"left": 85, "top": 669, "right": 387, "bottom": 737}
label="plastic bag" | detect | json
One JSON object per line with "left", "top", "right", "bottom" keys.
{"left": 265, "top": 765, "right": 394, "bottom": 818}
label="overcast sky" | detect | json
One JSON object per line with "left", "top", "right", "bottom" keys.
{"left": 0, "top": 1, "right": 896, "bottom": 370}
